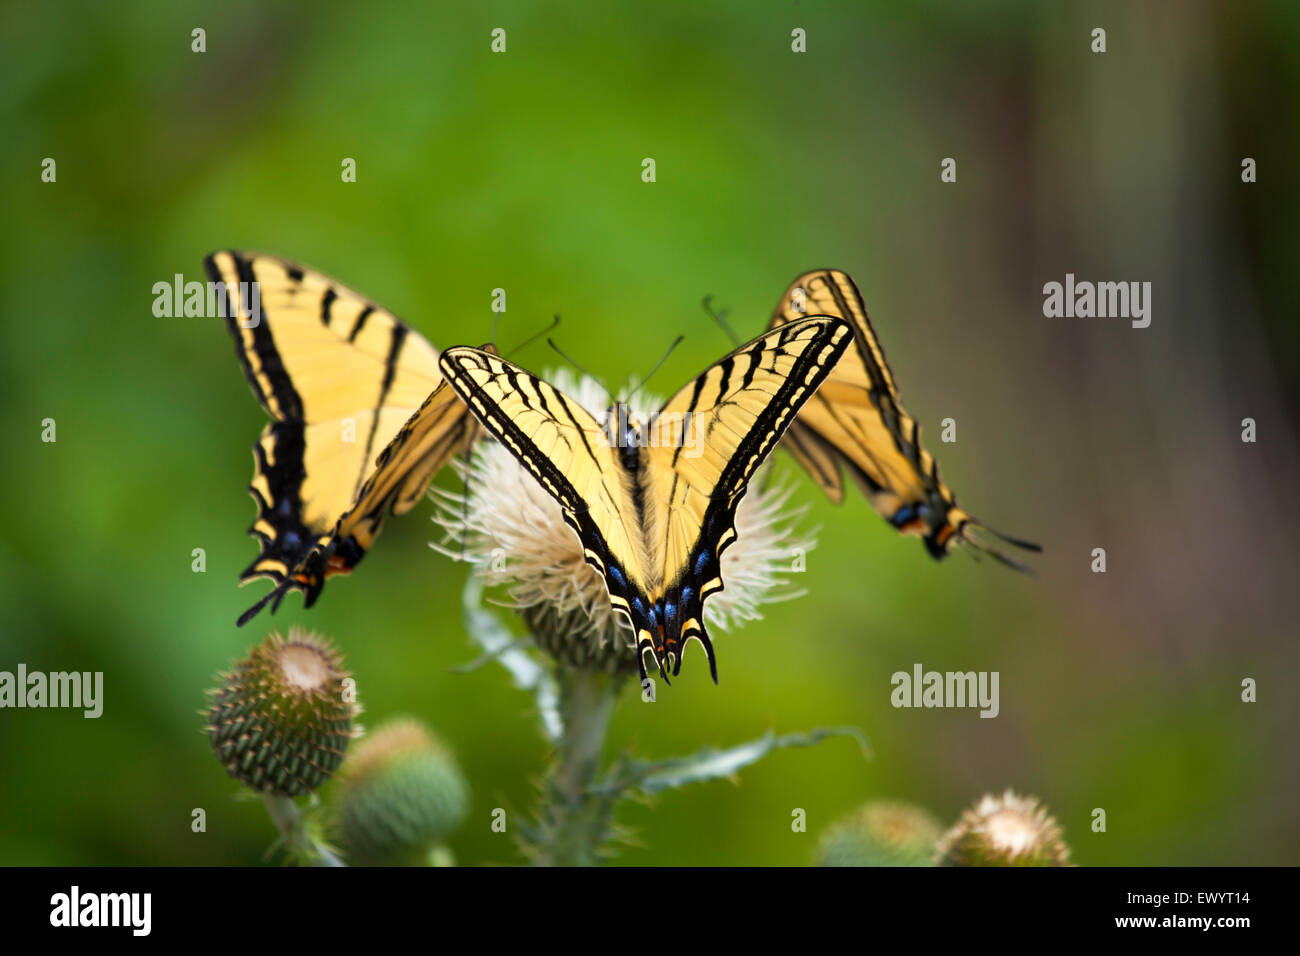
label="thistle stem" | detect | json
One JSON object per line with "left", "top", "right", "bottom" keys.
{"left": 534, "top": 668, "right": 625, "bottom": 865}
{"left": 262, "top": 793, "right": 345, "bottom": 867}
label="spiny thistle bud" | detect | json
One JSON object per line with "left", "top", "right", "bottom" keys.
{"left": 334, "top": 717, "right": 469, "bottom": 865}
{"left": 206, "top": 629, "right": 357, "bottom": 797}
{"left": 817, "top": 801, "right": 943, "bottom": 866}
{"left": 936, "top": 790, "right": 1072, "bottom": 866}
{"left": 522, "top": 602, "right": 637, "bottom": 675}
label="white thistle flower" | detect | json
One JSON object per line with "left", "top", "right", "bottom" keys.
{"left": 432, "top": 369, "right": 816, "bottom": 675}
{"left": 936, "top": 790, "right": 1072, "bottom": 866}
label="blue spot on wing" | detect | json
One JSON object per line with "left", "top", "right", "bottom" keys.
{"left": 694, "top": 551, "right": 710, "bottom": 575}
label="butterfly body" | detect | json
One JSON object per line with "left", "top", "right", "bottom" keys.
{"left": 439, "top": 317, "right": 852, "bottom": 683}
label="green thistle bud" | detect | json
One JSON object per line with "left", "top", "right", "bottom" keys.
{"left": 937, "top": 790, "right": 1072, "bottom": 866}
{"left": 521, "top": 602, "right": 637, "bottom": 675}
{"left": 206, "top": 629, "right": 357, "bottom": 797}
{"left": 817, "top": 801, "right": 943, "bottom": 866}
{"left": 334, "top": 717, "right": 469, "bottom": 865}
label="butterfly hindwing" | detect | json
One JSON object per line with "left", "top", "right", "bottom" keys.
{"left": 779, "top": 415, "right": 846, "bottom": 503}
{"left": 769, "top": 269, "right": 1040, "bottom": 568}
{"left": 439, "top": 315, "right": 852, "bottom": 682}
{"left": 207, "top": 251, "right": 471, "bottom": 623}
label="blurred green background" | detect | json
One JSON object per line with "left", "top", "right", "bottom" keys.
{"left": 1, "top": 0, "right": 1296, "bottom": 865}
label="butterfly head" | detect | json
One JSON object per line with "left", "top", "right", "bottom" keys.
{"left": 604, "top": 401, "right": 648, "bottom": 469}
{"left": 605, "top": 402, "right": 644, "bottom": 441}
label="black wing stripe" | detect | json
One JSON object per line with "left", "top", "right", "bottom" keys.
{"left": 739, "top": 343, "right": 763, "bottom": 390}
{"left": 204, "top": 253, "right": 267, "bottom": 411}
{"left": 715, "top": 356, "right": 734, "bottom": 404}
{"left": 355, "top": 323, "right": 409, "bottom": 496}
{"left": 554, "top": 390, "right": 601, "bottom": 469}
{"left": 683, "top": 371, "right": 707, "bottom": 418}
{"left": 819, "top": 272, "right": 896, "bottom": 397}
{"left": 321, "top": 287, "right": 338, "bottom": 327}
{"left": 208, "top": 252, "right": 307, "bottom": 423}
{"left": 724, "top": 325, "right": 846, "bottom": 505}
{"left": 348, "top": 305, "right": 374, "bottom": 343}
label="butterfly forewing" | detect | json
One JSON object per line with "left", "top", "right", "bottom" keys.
{"left": 436, "top": 347, "right": 659, "bottom": 638}
{"left": 646, "top": 317, "right": 853, "bottom": 677}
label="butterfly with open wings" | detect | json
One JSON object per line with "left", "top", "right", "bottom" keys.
{"left": 438, "top": 315, "right": 852, "bottom": 683}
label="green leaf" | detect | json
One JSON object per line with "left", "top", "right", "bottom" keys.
{"left": 598, "top": 727, "right": 869, "bottom": 796}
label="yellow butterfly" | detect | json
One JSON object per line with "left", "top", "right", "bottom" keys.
{"left": 205, "top": 251, "right": 486, "bottom": 624}
{"left": 765, "top": 269, "right": 1040, "bottom": 570}
{"left": 439, "top": 316, "right": 853, "bottom": 681}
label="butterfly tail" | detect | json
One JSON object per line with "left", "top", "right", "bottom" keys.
{"left": 636, "top": 635, "right": 670, "bottom": 686}
{"left": 661, "top": 585, "right": 720, "bottom": 684}
{"left": 680, "top": 628, "right": 719, "bottom": 684}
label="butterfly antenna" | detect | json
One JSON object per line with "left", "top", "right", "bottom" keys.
{"left": 547, "top": 337, "right": 610, "bottom": 402}
{"left": 504, "top": 314, "right": 561, "bottom": 360}
{"left": 627, "top": 334, "right": 684, "bottom": 403}
{"left": 958, "top": 526, "right": 1040, "bottom": 576}
{"left": 977, "top": 540, "right": 1039, "bottom": 576}
{"left": 702, "top": 294, "right": 740, "bottom": 347}
{"left": 983, "top": 524, "right": 1043, "bottom": 553}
